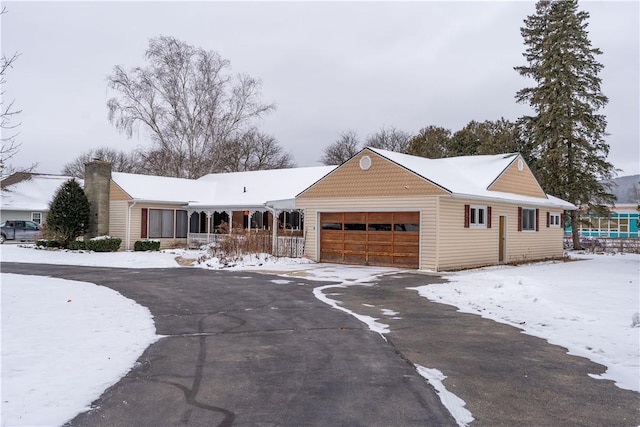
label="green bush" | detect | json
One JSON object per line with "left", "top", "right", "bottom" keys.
{"left": 68, "top": 240, "right": 87, "bottom": 251}
{"left": 86, "top": 237, "right": 121, "bottom": 252}
{"left": 134, "top": 240, "right": 161, "bottom": 251}
{"left": 36, "top": 239, "right": 61, "bottom": 248}
{"left": 46, "top": 179, "right": 91, "bottom": 248}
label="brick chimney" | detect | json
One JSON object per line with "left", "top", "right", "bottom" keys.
{"left": 84, "top": 160, "right": 111, "bottom": 237}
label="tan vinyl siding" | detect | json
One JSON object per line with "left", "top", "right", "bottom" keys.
{"left": 296, "top": 196, "right": 439, "bottom": 269}
{"left": 108, "top": 200, "right": 128, "bottom": 246}
{"left": 489, "top": 156, "right": 546, "bottom": 198}
{"left": 506, "top": 208, "right": 564, "bottom": 263}
{"left": 436, "top": 197, "right": 499, "bottom": 270}
{"left": 298, "top": 151, "right": 448, "bottom": 199}
{"left": 110, "top": 181, "right": 132, "bottom": 201}
{"left": 436, "top": 198, "right": 564, "bottom": 270}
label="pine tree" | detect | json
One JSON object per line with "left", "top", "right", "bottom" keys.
{"left": 46, "top": 179, "right": 91, "bottom": 248}
{"left": 515, "top": 0, "right": 615, "bottom": 249}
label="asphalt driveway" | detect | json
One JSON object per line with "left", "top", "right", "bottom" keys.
{"left": 2, "top": 262, "right": 638, "bottom": 426}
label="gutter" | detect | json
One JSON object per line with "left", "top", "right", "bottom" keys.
{"left": 449, "top": 193, "right": 577, "bottom": 210}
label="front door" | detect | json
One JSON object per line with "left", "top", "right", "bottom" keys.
{"left": 499, "top": 215, "right": 506, "bottom": 263}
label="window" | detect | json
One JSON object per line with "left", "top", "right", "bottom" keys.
{"left": 521, "top": 208, "right": 537, "bottom": 231}
{"left": 465, "top": 205, "right": 489, "bottom": 228}
{"left": 549, "top": 213, "right": 561, "bottom": 227}
{"left": 321, "top": 223, "right": 342, "bottom": 230}
{"left": 143, "top": 209, "right": 188, "bottom": 239}
{"left": 31, "top": 212, "right": 42, "bottom": 224}
{"left": 175, "top": 210, "right": 188, "bottom": 238}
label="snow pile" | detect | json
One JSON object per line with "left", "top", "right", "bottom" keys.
{"left": 1, "top": 274, "right": 160, "bottom": 426}
{"left": 416, "top": 366, "right": 474, "bottom": 427}
{"left": 412, "top": 253, "right": 640, "bottom": 392}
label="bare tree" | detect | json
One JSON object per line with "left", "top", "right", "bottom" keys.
{"left": 365, "top": 126, "right": 412, "bottom": 153}
{"left": 217, "top": 128, "right": 294, "bottom": 172}
{"left": 61, "top": 146, "right": 145, "bottom": 178}
{"left": 320, "top": 130, "right": 361, "bottom": 165}
{"left": 0, "top": 7, "right": 31, "bottom": 176}
{"left": 107, "top": 36, "right": 275, "bottom": 179}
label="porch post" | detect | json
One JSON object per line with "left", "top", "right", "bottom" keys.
{"left": 226, "top": 211, "right": 232, "bottom": 234}
{"left": 187, "top": 210, "right": 196, "bottom": 247}
{"left": 205, "top": 211, "right": 212, "bottom": 243}
{"left": 272, "top": 209, "right": 280, "bottom": 256}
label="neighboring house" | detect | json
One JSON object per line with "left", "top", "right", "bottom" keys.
{"left": 0, "top": 173, "right": 79, "bottom": 224}
{"left": 568, "top": 174, "right": 640, "bottom": 239}
{"left": 296, "top": 148, "right": 575, "bottom": 271}
{"left": 87, "top": 148, "right": 575, "bottom": 270}
{"left": 84, "top": 161, "right": 335, "bottom": 251}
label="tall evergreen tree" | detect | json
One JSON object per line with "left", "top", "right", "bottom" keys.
{"left": 46, "top": 179, "right": 91, "bottom": 248}
{"left": 406, "top": 126, "right": 451, "bottom": 159}
{"left": 515, "top": 0, "right": 614, "bottom": 249}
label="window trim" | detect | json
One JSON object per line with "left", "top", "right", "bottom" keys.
{"left": 521, "top": 207, "right": 538, "bottom": 232}
{"left": 549, "top": 213, "right": 561, "bottom": 228}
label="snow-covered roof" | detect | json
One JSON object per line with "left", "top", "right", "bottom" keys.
{"left": 112, "top": 166, "right": 336, "bottom": 210}
{"left": 111, "top": 173, "right": 213, "bottom": 205}
{"left": 367, "top": 148, "right": 576, "bottom": 209}
{"left": 1, "top": 174, "right": 80, "bottom": 211}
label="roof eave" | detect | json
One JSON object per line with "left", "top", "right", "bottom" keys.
{"left": 449, "top": 193, "right": 577, "bottom": 210}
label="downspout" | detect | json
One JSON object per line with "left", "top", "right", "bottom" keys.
{"left": 127, "top": 200, "right": 137, "bottom": 251}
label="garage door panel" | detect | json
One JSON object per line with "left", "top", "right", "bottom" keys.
{"left": 368, "top": 254, "right": 393, "bottom": 265}
{"left": 344, "top": 232, "right": 366, "bottom": 242}
{"left": 393, "top": 256, "right": 419, "bottom": 267}
{"left": 344, "top": 212, "right": 366, "bottom": 223}
{"left": 368, "top": 243, "right": 393, "bottom": 253}
{"left": 344, "top": 253, "right": 366, "bottom": 264}
{"left": 344, "top": 243, "right": 366, "bottom": 252}
{"left": 394, "top": 232, "right": 419, "bottom": 243}
{"left": 394, "top": 212, "right": 420, "bottom": 223}
{"left": 368, "top": 212, "right": 393, "bottom": 223}
{"left": 368, "top": 233, "right": 393, "bottom": 242}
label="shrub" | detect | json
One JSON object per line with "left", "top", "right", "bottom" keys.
{"left": 134, "top": 240, "right": 161, "bottom": 251}
{"left": 36, "top": 239, "right": 61, "bottom": 248}
{"left": 85, "top": 236, "right": 121, "bottom": 252}
{"left": 68, "top": 240, "right": 87, "bottom": 251}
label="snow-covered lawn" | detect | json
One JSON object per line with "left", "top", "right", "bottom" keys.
{"left": 1, "top": 244, "right": 638, "bottom": 426}
{"left": 1, "top": 273, "right": 159, "bottom": 426}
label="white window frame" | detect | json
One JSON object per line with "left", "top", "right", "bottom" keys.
{"left": 31, "top": 212, "right": 42, "bottom": 224}
{"left": 470, "top": 205, "right": 487, "bottom": 228}
{"left": 549, "top": 213, "right": 561, "bottom": 227}
{"left": 522, "top": 208, "right": 536, "bottom": 231}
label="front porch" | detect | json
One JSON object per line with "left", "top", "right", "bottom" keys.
{"left": 186, "top": 209, "right": 305, "bottom": 257}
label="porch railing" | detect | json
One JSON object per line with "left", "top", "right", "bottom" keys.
{"left": 187, "top": 233, "right": 305, "bottom": 258}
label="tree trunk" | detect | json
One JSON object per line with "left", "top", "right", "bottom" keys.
{"left": 570, "top": 210, "right": 581, "bottom": 250}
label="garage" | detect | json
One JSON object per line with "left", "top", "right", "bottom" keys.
{"left": 320, "top": 212, "right": 420, "bottom": 268}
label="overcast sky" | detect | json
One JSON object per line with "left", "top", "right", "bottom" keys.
{"left": 2, "top": 1, "right": 638, "bottom": 177}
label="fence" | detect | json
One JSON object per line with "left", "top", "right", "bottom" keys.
{"left": 564, "top": 235, "right": 640, "bottom": 254}
{"left": 188, "top": 232, "right": 305, "bottom": 258}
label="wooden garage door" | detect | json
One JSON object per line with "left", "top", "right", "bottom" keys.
{"left": 320, "top": 212, "right": 419, "bottom": 268}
